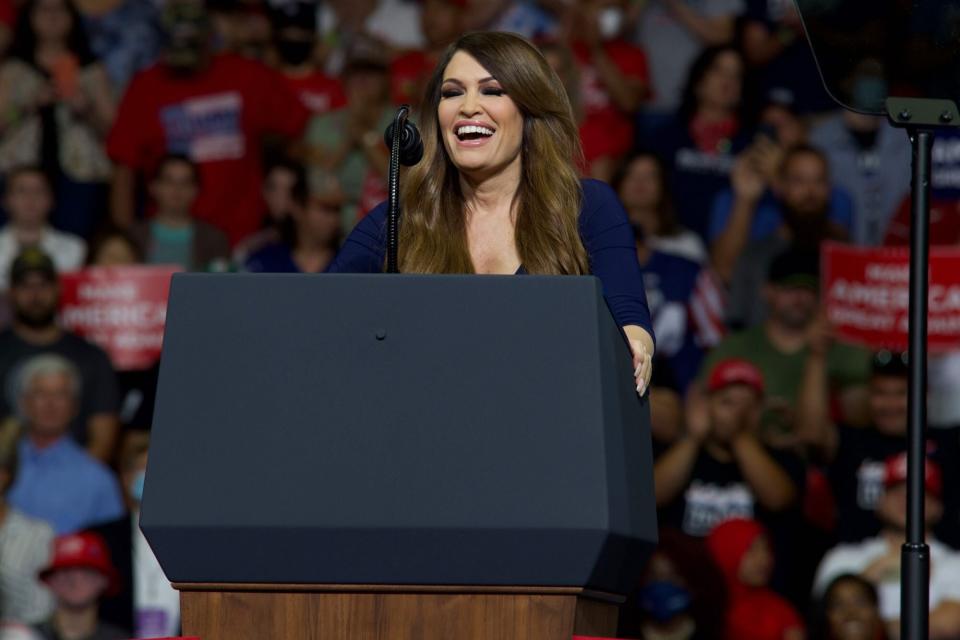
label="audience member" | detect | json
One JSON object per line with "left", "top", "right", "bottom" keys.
{"left": 885, "top": 128, "right": 960, "bottom": 246}
{"left": 567, "top": 0, "right": 650, "bottom": 181}
{"left": 468, "top": 0, "right": 560, "bottom": 40}
{"left": 813, "top": 454, "right": 960, "bottom": 640}
{"left": 632, "top": 205, "right": 725, "bottom": 395}
{"left": 75, "top": 0, "right": 161, "bottom": 92}
{"left": 85, "top": 227, "right": 141, "bottom": 267}
{"left": 390, "top": 0, "right": 465, "bottom": 109}
{"left": 650, "top": 45, "right": 754, "bottom": 241}
{"left": 820, "top": 351, "right": 960, "bottom": 546}
{"left": 705, "top": 518, "right": 804, "bottom": 640}
{"left": 232, "top": 157, "right": 306, "bottom": 266}
{"left": 0, "top": 167, "right": 86, "bottom": 291}
{"left": 245, "top": 176, "right": 342, "bottom": 274}
{"left": 655, "top": 358, "right": 804, "bottom": 541}
{"left": 700, "top": 249, "right": 871, "bottom": 445}
{"left": 613, "top": 151, "right": 706, "bottom": 264}
{"left": 7, "top": 354, "right": 124, "bottom": 534}
{"left": 721, "top": 146, "right": 849, "bottom": 325}
{"left": 813, "top": 574, "right": 887, "bottom": 640}
{"left": 739, "top": 0, "right": 832, "bottom": 114}
{"left": 810, "top": 110, "right": 910, "bottom": 246}
{"left": 316, "top": 0, "right": 397, "bottom": 76}
{"left": 628, "top": 0, "right": 743, "bottom": 125}
{"left": 303, "top": 54, "right": 392, "bottom": 228}
{"left": 0, "top": 249, "right": 120, "bottom": 461}
{"left": 33, "top": 532, "right": 126, "bottom": 640}
{"left": 0, "top": 0, "right": 116, "bottom": 238}
{"left": 92, "top": 435, "right": 178, "bottom": 638}
{"left": 0, "top": 424, "right": 55, "bottom": 625}
{"left": 207, "top": 0, "right": 272, "bottom": 61}
{"left": 619, "top": 527, "right": 727, "bottom": 640}
{"left": 708, "top": 108, "right": 853, "bottom": 267}
{"left": 271, "top": 2, "right": 345, "bottom": 117}
{"left": 107, "top": 0, "right": 309, "bottom": 245}
{"left": 130, "top": 154, "right": 229, "bottom": 272}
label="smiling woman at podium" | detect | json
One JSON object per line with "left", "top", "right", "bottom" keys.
{"left": 328, "top": 31, "right": 655, "bottom": 395}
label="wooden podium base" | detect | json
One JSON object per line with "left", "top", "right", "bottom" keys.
{"left": 176, "top": 583, "right": 622, "bottom": 640}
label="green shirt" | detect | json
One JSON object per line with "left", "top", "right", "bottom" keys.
{"left": 147, "top": 220, "right": 193, "bottom": 269}
{"left": 699, "top": 326, "right": 871, "bottom": 436}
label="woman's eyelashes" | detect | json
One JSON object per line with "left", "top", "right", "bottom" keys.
{"left": 439, "top": 85, "right": 506, "bottom": 99}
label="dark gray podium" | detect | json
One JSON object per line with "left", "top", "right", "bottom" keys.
{"left": 142, "top": 273, "right": 656, "bottom": 640}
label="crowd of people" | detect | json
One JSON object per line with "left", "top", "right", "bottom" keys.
{"left": 0, "top": 0, "right": 957, "bottom": 639}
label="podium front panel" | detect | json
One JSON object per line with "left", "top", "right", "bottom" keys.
{"left": 141, "top": 274, "right": 656, "bottom": 593}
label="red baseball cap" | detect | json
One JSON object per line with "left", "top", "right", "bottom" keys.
{"left": 39, "top": 532, "right": 121, "bottom": 597}
{"left": 707, "top": 358, "right": 765, "bottom": 395}
{"left": 883, "top": 452, "right": 942, "bottom": 499}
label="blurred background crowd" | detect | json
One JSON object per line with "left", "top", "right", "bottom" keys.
{"left": 0, "top": 0, "right": 957, "bottom": 638}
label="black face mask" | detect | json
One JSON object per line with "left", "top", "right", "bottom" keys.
{"left": 276, "top": 39, "right": 314, "bottom": 66}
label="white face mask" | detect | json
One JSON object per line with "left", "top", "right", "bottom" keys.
{"left": 598, "top": 7, "right": 624, "bottom": 40}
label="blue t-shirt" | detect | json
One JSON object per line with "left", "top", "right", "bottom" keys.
{"left": 9, "top": 437, "right": 125, "bottom": 534}
{"left": 327, "top": 178, "right": 654, "bottom": 336}
{"left": 642, "top": 250, "right": 708, "bottom": 393}
{"left": 707, "top": 186, "right": 855, "bottom": 242}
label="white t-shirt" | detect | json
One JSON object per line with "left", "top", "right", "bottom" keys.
{"left": 813, "top": 537, "right": 960, "bottom": 621}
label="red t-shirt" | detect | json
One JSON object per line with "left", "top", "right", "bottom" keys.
{"left": 283, "top": 70, "right": 346, "bottom": 116}
{"left": 0, "top": 0, "right": 15, "bottom": 27}
{"left": 107, "top": 54, "right": 309, "bottom": 245}
{"left": 390, "top": 50, "right": 435, "bottom": 106}
{"left": 884, "top": 194, "right": 960, "bottom": 246}
{"left": 572, "top": 40, "right": 650, "bottom": 164}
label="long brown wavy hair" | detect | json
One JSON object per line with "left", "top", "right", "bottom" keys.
{"left": 397, "top": 32, "right": 589, "bottom": 275}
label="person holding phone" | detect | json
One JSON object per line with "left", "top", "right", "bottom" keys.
{"left": 0, "top": 0, "right": 116, "bottom": 238}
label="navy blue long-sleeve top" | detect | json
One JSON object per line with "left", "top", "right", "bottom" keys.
{"left": 327, "top": 178, "right": 654, "bottom": 339}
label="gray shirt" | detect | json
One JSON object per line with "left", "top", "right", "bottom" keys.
{"left": 810, "top": 114, "right": 911, "bottom": 246}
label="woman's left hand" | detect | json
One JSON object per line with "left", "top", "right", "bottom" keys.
{"left": 629, "top": 337, "right": 653, "bottom": 397}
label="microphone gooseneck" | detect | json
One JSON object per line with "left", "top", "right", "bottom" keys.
{"left": 384, "top": 106, "right": 423, "bottom": 274}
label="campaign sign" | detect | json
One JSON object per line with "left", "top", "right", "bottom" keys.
{"left": 59, "top": 266, "right": 180, "bottom": 370}
{"left": 822, "top": 242, "right": 960, "bottom": 353}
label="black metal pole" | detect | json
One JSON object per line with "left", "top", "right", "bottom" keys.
{"left": 386, "top": 106, "right": 410, "bottom": 274}
{"left": 901, "top": 127, "right": 932, "bottom": 640}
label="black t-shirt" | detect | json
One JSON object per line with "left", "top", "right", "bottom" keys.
{"left": 0, "top": 329, "right": 119, "bottom": 444}
{"left": 829, "top": 424, "right": 960, "bottom": 546}
{"left": 658, "top": 444, "right": 806, "bottom": 537}
{"left": 649, "top": 117, "right": 754, "bottom": 242}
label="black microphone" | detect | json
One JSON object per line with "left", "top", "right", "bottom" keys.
{"left": 384, "top": 119, "right": 424, "bottom": 167}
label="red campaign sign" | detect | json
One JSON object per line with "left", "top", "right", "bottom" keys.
{"left": 822, "top": 242, "right": 960, "bottom": 353}
{"left": 59, "top": 265, "right": 181, "bottom": 371}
